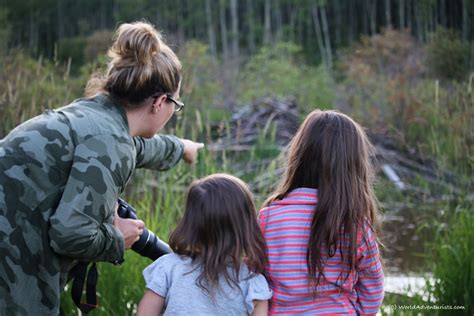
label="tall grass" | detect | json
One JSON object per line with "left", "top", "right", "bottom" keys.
{"left": 427, "top": 206, "right": 474, "bottom": 313}
{"left": 0, "top": 52, "right": 87, "bottom": 137}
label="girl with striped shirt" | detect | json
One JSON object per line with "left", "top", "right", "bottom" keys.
{"left": 259, "top": 110, "right": 384, "bottom": 315}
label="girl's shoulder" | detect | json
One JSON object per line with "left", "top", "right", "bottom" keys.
{"left": 237, "top": 267, "right": 272, "bottom": 307}
{"left": 237, "top": 264, "right": 268, "bottom": 287}
{"left": 145, "top": 253, "right": 190, "bottom": 272}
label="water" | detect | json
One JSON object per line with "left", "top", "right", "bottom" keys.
{"left": 381, "top": 202, "right": 446, "bottom": 296}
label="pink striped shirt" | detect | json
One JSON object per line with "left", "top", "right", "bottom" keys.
{"left": 258, "top": 188, "right": 384, "bottom": 315}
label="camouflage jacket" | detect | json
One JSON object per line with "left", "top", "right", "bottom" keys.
{"left": 0, "top": 93, "right": 184, "bottom": 315}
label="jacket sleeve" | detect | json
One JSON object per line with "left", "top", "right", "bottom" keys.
{"left": 355, "top": 226, "right": 385, "bottom": 315}
{"left": 48, "top": 134, "right": 132, "bottom": 263}
{"left": 133, "top": 134, "right": 184, "bottom": 171}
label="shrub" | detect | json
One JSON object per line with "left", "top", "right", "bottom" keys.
{"left": 57, "top": 36, "right": 87, "bottom": 70}
{"left": 237, "top": 42, "right": 335, "bottom": 114}
{"left": 426, "top": 29, "right": 470, "bottom": 81}
{"left": 84, "top": 30, "right": 114, "bottom": 62}
{"left": 177, "top": 40, "right": 225, "bottom": 120}
{"left": 339, "top": 29, "right": 473, "bottom": 176}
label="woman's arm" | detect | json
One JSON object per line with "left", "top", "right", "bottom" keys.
{"left": 251, "top": 300, "right": 268, "bottom": 316}
{"left": 137, "top": 290, "right": 165, "bottom": 316}
{"left": 48, "top": 135, "right": 135, "bottom": 263}
{"left": 134, "top": 135, "right": 203, "bottom": 170}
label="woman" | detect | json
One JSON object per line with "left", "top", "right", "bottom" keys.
{"left": 0, "top": 21, "right": 203, "bottom": 315}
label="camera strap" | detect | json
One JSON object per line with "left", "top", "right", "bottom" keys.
{"left": 70, "top": 261, "right": 98, "bottom": 314}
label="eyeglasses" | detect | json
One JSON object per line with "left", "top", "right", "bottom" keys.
{"left": 166, "top": 94, "right": 184, "bottom": 112}
{"left": 152, "top": 93, "right": 185, "bottom": 112}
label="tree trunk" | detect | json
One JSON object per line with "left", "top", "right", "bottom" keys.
{"left": 57, "top": 0, "right": 64, "bottom": 40}
{"left": 298, "top": 8, "right": 305, "bottom": 46}
{"left": 312, "top": 5, "right": 328, "bottom": 69}
{"left": 245, "top": 0, "right": 256, "bottom": 54}
{"left": 362, "top": 0, "right": 369, "bottom": 35}
{"left": 399, "top": 0, "right": 405, "bottom": 28}
{"left": 349, "top": 0, "right": 356, "bottom": 44}
{"left": 440, "top": 0, "right": 446, "bottom": 27}
{"left": 263, "top": 0, "right": 272, "bottom": 45}
{"left": 406, "top": 0, "right": 412, "bottom": 31}
{"left": 385, "top": 0, "right": 392, "bottom": 28}
{"left": 414, "top": 1, "right": 423, "bottom": 41}
{"left": 205, "top": 0, "right": 217, "bottom": 57}
{"left": 273, "top": 0, "right": 283, "bottom": 43}
{"left": 229, "top": 0, "right": 239, "bottom": 58}
{"left": 367, "top": 0, "right": 377, "bottom": 35}
{"left": 29, "top": 12, "right": 38, "bottom": 54}
{"left": 289, "top": 8, "right": 297, "bottom": 44}
{"left": 462, "top": 0, "right": 469, "bottom": 41}
{"left": 177, "top": 0, "right": 186, "bottom": 44}
{"left": 320, "top": 5, "right": 333, "bottom": 70}
{"left": 219, "top": 0, "right": 229, "bottom": 59}
{"left": 334, "top": 0, "right": 342, "bottom": 46}
{"left": 99, "top": 0, "right": 106, "bottom": 29}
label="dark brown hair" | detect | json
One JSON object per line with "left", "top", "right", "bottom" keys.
{"left": 264, "top": 110, "right": 381, "bottom": 290}
{"left": 169, "top": 173, "right": 268, "bottom": 295}
{"left": 85, "top": 21, "right": 182, "bottom": 107}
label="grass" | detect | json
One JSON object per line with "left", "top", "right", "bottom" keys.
{"left": 427, "top": 206, "right": 474, "bottom": 314}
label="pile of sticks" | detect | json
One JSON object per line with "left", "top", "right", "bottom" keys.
{"left": 208, "top": 97, "right": 300, "bottom": 151}
{"left": 208, "top": 98, "right": 467, "bottom": 198}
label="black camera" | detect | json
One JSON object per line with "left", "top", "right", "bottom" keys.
{"left": 117, "top": 198, "right": 171, "bottom": 261}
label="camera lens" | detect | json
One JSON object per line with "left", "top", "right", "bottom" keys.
{"left": 117, "top": 198, "right": 171, "bottom": 261}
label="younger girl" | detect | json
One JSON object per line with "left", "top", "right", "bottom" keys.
{"left": 259, "top": 110, "right": 384, "bottom": 315}
{"left": 137, "top": 174, "right": 272, "bottom": 315}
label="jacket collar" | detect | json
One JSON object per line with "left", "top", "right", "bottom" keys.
{"left": 93, "top": 93, "right": 130, "bottom": 133}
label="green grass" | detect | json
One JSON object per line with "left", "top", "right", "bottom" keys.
{"left": 427, "top": 206, "right": 474, "bottom": 314}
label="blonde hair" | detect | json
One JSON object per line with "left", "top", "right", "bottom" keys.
{"left": 85, "top": 21, "right": 182, "bottom": 107}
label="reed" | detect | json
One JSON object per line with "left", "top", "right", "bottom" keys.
{"left": 427, "top": 205, "right": 474, "bottom": 314}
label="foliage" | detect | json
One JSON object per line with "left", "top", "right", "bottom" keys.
{"left": 0, "top": 52, "right": 86, "bottom": 138}
{"left": 339, "top": 28, "right": 473, "bottom": 176}
{"left": 178, "top": 40, "right": 224, "bottom": 117}
{"left": 237, "top": 42, "right": 335, "bottom": 114}
{"left": 426, "top": 29, "right": 471, "bottom": 81}
{"left": 57, "top": 36, "right": 86, "bottom": 69}
{"left": 0, "top": 7, "right": 10, "bottom": 53}
{"left": 338, "top": 28, "right": 425, "bottom": 129}
{"left": 84, "top": 30, "right": 114, "bottom": 62}
{"left": 427, "top": 206, "right": 474, "bottom": 313}
{"left": 2, "top": 0, "right": 473, "bottom": 70}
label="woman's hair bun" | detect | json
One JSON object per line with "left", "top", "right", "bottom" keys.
{"left": 98, "top": 20, "right": 181, "bottom": 105}
{"left": 108, "top": 21, "right": 163, "bottom": 67}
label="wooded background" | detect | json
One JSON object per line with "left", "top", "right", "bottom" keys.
{"left": 1, "top": 0, "right": 473, "bottom": 67}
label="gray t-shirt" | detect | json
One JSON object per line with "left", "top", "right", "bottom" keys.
{"left": 143, "top": 253, "right": 272, "bottom": 315}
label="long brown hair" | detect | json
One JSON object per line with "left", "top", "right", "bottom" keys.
{"left": 264, "top": 110, "right": 381, "bottom": 289}
{"left": 169, "top": 174, "right": 268, "bottom": 295}
{"left": 85, "top": 21, "right": 182, "bottom": 107}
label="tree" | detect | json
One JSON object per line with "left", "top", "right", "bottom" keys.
{"left": 205, "top": 0, "right": 217, "bottom": 57}
{"left": 230, "top": 0, "right": 239, "bottom": 58}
